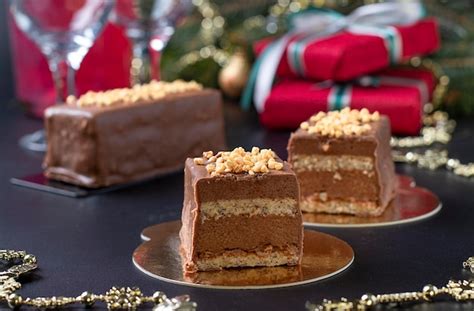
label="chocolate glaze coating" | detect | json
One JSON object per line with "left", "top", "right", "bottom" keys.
{"left": 43, "top": 89, "right": 226, "bottom": 188}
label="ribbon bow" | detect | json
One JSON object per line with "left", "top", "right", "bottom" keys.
{"left": 241, "top": 0, "right": 426, "bottom": 112}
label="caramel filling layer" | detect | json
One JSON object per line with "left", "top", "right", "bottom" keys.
{"left": 291, "top": 154, "right": 374, "bottom": 172}
{"left": 195, "top": 244, "right": 300, "bottom": 271}
{"left": 200, "top": 198, "right": 298, "bottom": 221}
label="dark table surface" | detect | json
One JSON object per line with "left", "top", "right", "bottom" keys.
{"left": 0, "top": 100, "right": 474, "bottom": 311}
{"left": 1, "top": 7, "right": 474, "bottom": 311}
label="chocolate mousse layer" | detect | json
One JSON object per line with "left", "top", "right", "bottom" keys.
{"left": 44, "top": 84, "right": 226, "bottom": 188}
{"left": 288, "top": 110, "right": 397, "bottom": 217}
{"left": 180, "top": 148, "right": 303, "bottom": 273}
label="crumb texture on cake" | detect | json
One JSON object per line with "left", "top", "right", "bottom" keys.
{"left": 291, "top": 154, "right": 374, "bottom": 172}
{"left": 200, "top": 198, "right": 298, "bottom": 221}
{"left": 184, "top": 264, "right": 301, "bottom": 285}
{"left": 188, "top": 244, "right": 300, "bottom": 272}
{"left": 301, "top": 195, "right": 384, "bottom": 217}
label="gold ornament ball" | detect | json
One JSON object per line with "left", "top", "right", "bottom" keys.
{"left": 218, "top": 52, "right": 250, "bottom": 98}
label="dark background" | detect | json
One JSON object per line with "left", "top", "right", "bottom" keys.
{"left": 0, "top": 4, "right": 14, "bottom": 102}
{"left": 1, "top": 4, "right": 474, "bottom": 311}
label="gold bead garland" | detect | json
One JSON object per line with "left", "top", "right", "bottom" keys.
{"left": 0, "top": 250, "right": 196, "bottom": 310}
{"left": 306, "top": 258, "right": 474, "bottom": 310}
{"left": 1, "top": 250, "right": 472, "bottom": 310}
{"left": 464, "top": 257, "right": 474, "bottom": 273}
{"left": 390, "top": 59, "right": 474, "bottom": 178}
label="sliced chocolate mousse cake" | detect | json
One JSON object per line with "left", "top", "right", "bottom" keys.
{"left": 44, "top": 80, "right": 225, "bottom": 188}
{"left": 287, "top": 108, "right": 397, "bottom": 217}
{"left": 180, "top": 147, "right": 303, "bottom": 273}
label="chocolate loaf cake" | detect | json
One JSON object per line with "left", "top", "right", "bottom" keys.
{"left": 287, "top": 108, "right": 397, "bottom": 217}
{"left": 180, "top": 147, "right": 303, "bottom": 273}
{"left": 44, "top": 80, "right": 226, "bottom": 188}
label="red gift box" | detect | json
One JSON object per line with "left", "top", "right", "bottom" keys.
{"left": 254, "top": 18, "right": 439, "bottom": 82}
{"left": 260, "top": 68, "right": 436, "bottom": 135}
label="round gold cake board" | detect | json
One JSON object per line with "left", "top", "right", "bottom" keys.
{"left": 303, "top": 175, "right": 442, "bottom": 228}
{"left": 132, "top": 221, "right": 354, "bottom": 289}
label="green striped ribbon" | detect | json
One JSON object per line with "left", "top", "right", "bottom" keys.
{"left": 327, "top": 84, "right": 352, "bottom": 111}
{"left": 357, "top": 25, "right": 402, "bottom": 65}
{"left": 288, "top": 37, "right": 306, "bottom": 77}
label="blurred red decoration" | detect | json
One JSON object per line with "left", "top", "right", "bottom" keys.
{"left": 8, "top": 13, "right": 132, "bottom": 118}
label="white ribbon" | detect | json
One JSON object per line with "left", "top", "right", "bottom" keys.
{"left": 243, "top": 0, "right": 425, "bottom": 113}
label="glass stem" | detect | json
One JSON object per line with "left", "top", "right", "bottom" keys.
{"left": 130, "top": 38, "right": 150, "bottom": 85}
{"left": 47, "top": 57, "right": 66, "bottom": 104}
{"left": 47, "top": 57, "right": 77, "bottom": 104}
{"left": 67, "top": 63, "right": 77, "bottom": 98}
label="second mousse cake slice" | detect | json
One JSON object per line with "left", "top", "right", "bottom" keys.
{"left": 180, "top": 147, "right": 303, "bottom": 273}
{"left": 287, "top": 108, "right": 397, "bottom": 217}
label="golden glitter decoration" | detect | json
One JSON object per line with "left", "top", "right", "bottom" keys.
{"left": 307, "top": 259, "right": 474, "bottom": 310}
{"left": 0, "top": 250, "right": 196, "bottom": 310}
{"left": 389, "top": 58, "right": 474, "bottom": 178}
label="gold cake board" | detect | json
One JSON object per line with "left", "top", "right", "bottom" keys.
{"left": 133, "top": 221, "right": 354, "bottom": 289}
{"left": 303, "top": 175, "right": 442, "bottom": 228}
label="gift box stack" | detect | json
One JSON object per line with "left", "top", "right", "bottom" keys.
{"left": 243, "top": 2, "right": 440, "bottom": 135}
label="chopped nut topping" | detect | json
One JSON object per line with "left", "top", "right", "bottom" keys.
{"left": 193, "top": 147, "right": 284, "bottom": 176}
{"left": 300, "top": 108, "right": 381, "bottom": 137}
{"left": 193, "top": 158, "right": 204, "bottom": 165}
{"left": 202, "top": 151, "right": 214, "bottom": 159}
{"left": 66, "top": 80, "right": 202, "bottom": 107}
